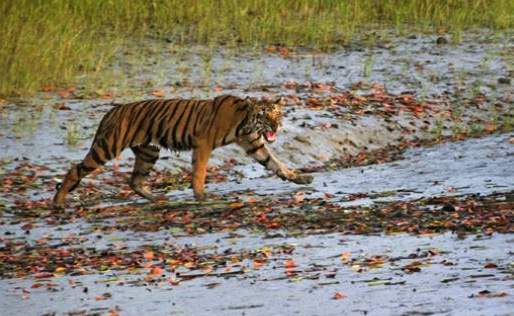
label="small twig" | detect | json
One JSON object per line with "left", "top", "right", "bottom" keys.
{"left": 178, "top": 269, "right": 245, "bottom": 280}
{"left": 141, "top": 200, "right": 236, "bottom": 212}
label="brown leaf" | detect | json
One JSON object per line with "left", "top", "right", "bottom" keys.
{"left": 470, "top": 290, "right": 508, "bottom": 298}
{"left": 333, "top": 292, "right": 347, "bottom": 300}
{"left": 149, "top": 266, "right": 164, "bottom": 275}
{"left": 284, "top": 259, "right": 297, "bottom": 269}
{"left": 144, "top": 251, "right": 154, "bottom": 261}
{"left": 484, "top": 263, "right": 498, "bottom": 269}
{"left": 34, "top": 272, "right": 54, "bottom": 279}
{"left": 152, "top": 89, "right": 165, "bottom": 98}
{"left": 95, "top": 292, "right": 112, "bottom": 301}
{"left": 294, "top": 192, "right": 305, "bottom": 204}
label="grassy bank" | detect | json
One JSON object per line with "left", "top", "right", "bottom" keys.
{"left": 1, "top": 0, "right": 513, "bottom": 97}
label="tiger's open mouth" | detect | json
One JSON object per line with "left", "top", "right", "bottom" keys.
{"left": 264, "top": 131, "right": 277, "bottom": 143}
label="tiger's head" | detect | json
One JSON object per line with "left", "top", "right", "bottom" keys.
{"left": 244, "top": 97, "right": 285, "bottom": 143}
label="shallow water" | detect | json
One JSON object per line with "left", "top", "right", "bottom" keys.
{"left": 1, "top": 232, "right": 512, "bottom": 316}
{"left": 1, "top": 132, "right": 513, "bottom": 315}
{"left": 1, "top": 31, "right": 513, "bottom": 316}
{"left": 1, "top": 32, "right": 512, "bottom": 166}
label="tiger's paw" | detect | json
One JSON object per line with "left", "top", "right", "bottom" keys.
{"left": 52, "top": 201, "right": 66, "bottom": 210}
{"left": 52, "top": 195, "right": 66, "bottom": 210}
{"left": 194, "top": 192, "right": 207, "bottom": 201}
{"left": 130, "top": 184, "right": 164, "bottom": 202}
{"left": 292, "top": 174, "right": 313, "bottom": 185}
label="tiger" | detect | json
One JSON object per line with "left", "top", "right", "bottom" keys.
{"left": 52, "top": 95, "right": 313, "bottom": 208}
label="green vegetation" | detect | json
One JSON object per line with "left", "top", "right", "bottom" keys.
{"left": 65, "top": 122, "right": 81, "bottom": 146}
{"left": 1, "top": 0, "right": 513, "bottom": 96}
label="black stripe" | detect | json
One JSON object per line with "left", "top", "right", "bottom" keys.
{"left": 147, "top": 100, "right": 171, "bottom": 132}
{"left": 207, "top": 95, "right": 231, "bottom": 132}
{"left": 193, "top": 101, "right": 211, "bottom": 136}
{"left": 77, "top": 163, "right": 96, "bottom": 177}
{"left": 188, "top": 135, "right": 194, "bottom": 148}
{"left": 258, "top": 155, "right": 271, "bottom": 167}
{"left": 121, "top": 101, "right": 151, "bottom": 147}
{"left": 119, "top": 104, "right": 139, "bottom": 149}
{"left": 235, "top": 100, "right": 248, "bottom": 111}
{"left": 180, "top": 101, "right": 196, "bottom": 148}
{"left": 133, "top": 147, "right": 159, "bottom": 163}
{"left": 91, "top": 148, "right": 104, "bottom": 165}
{"left": 81, "top": 164, "right": 97, "bottom": 173}
{"left": 158, "top": 100, "right": 182, "bottom": 147}
{"left": 170, "top": 100, "right": 190, "bottom": 149}
{"left": 222, "top": 131, "right": 231, "bottom": 145}
{"left": 99, "top": 138, "right": 112, "bottom": 160}
{"left": 69, "top": 182, "right": 79, "bottom": 192}
{"left": 133, "top": 170, "right": 151, "bottom": 177}
{"left": 131, "top": 100, "right": 152, "bottom": 122}
{"left": 140, "top": 154, "right": 158, "bottom": 163}
{"left": 155, "top": 100, "right": 182, "bottom": 148}
{"left": 132, "top": 100, "right": 160, "bottom": 144}
{"left": 163, "top": 100, "right": 189, "bottom": 149}
{"left": 146, "top": 99, "right": 167, "bottom": 122}
{"left": 134, "top": 148, "right": 151, "bottom": 160}
{"left": 235, "top": 115, "right": 250, "bottom": 137}
{"left": 246, "top": 144, "right": 264, "bottom": 155}
{"left": 249, "top": 135, "right": 261, "bottom": 144}
{"left": 110, "top": 130, "right": 119, "bottom": 158}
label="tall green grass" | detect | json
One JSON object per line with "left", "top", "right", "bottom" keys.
{"left": 1, "top": 0, "right": 513, "bottom": 97}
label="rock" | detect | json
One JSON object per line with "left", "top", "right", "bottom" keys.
{"left": 441, "top": 203, "right": 456, "bottom": 212}
{"left": 436, "top": 37, "right": 448, "bottom": 45}
{"left": 294, "top": 135, "right": 310, "bottom": 144}
{"left": 497, "top": 77, "right": 511, "bottom": 85}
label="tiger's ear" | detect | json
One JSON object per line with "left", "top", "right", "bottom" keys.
{"left": 245, "top": 96, "right": 258, "bottom": 104}
{"left": 240, "top": 96, "right": 258, "bottom": 112}
{"left": 273, "top": 96, "right": 286, "bottom": 107}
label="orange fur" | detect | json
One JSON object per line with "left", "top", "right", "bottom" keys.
{"left": 53, "top": 95, "right": 312, "bottom": 208}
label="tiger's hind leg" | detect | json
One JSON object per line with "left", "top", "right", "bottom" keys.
{"left": 130, "top": 145, "right": 162, "bottom": 201}
{"left": 52, "top": 142, "right": 110, "bottom": 209}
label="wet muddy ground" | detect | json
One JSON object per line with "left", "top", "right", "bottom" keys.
{"left": 0, "top": 32, "right": 513, "bottom": 315}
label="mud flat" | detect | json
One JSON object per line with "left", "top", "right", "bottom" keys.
{"left": 1, "top": 133, "right": 513, "bottom": 315}
{"left": 0, "top": 32, "right": 513, "bottom": 315}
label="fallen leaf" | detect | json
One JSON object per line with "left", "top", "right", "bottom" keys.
{"left": 149, "top": 267, "right": 164, "bottom": 275}
{"left": 470, "top": 290, "right": 508, "bottom": 298}
{"left": 152, "top": 89, "right": 165, "bottom": 98}
{"left": 168, "top": 276, "right": 181, "bottom": 286}
{"left": 340, "top": 252, "right": 351, "bottom": 263}
{"left": 294, "top": 192, "right": 305, "bottom": 204}
{"left": 34, "top": 272, "right": 54, "bottom": 279}
{"left": 253, "top": 260, "right": 264, "bottom": 269}
{"left": 95, "top": 292, "right": 112, "bottom": 301}
{"left": 144, "top": 251, "right": 154, "bottom": 261}
{"left": 108, "top": 310, "right": 120, "bottom": 316}
{"left": 333, "top": 292, "right": 347, "bottom": 300}
{"left": 55, "top": 267, "right": 66, "bottom": 273}
{"left": 284, "top": 259, "right": 297, "bottom": 269}
{"left": 246, "top": 196, "right": 258, "bottom": 203}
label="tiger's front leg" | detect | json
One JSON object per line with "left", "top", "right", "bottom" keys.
{"left": 192, "top": 144, "right": 212, "bottom": 201}
{"left": 239, "top": 134, "right": 313, "bottom": 184}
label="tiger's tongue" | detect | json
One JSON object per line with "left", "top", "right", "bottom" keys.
{"left": 265, "top": 131, "right": 277, "bottom": 142}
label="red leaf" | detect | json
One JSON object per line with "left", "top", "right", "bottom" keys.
{"left": 333, "top": 292, "right": 347, "bottom": 300}
{"left": 284, "top": 259, "right": 297, "bottom": 269}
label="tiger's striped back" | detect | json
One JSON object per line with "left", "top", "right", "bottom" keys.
{"left": 52, "top": 94, "right": 314, "bottom": 209}
{"left": 91, "top": 95, "right": 247, "bottom": 161}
